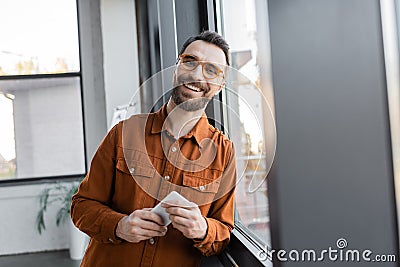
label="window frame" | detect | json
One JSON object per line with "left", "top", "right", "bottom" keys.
{"left": 0, "top": 0, "right": 87, "bottom": 185}
{"left": 216, "top": 0, "right": 277, "bottom": 265}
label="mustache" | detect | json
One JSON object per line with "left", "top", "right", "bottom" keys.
{"left": 176, "top": 76, "right": 209, "bottom": 93}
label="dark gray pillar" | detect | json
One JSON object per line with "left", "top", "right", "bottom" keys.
{"left": 77, "top": 0, "right": 107, "bottom": 166}
{"left": 268, "top": 0, "right": 399, "bottom": 266}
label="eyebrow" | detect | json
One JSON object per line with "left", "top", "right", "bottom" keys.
{"left": 184, "top": 54, "right": 199, "bottom": 60}
{"left": 181, "top": 53, "right": 225, "bottom": 69}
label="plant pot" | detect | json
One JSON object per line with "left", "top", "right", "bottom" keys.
{"left": 68, "top": 218, "right": 88, "bottom": 260}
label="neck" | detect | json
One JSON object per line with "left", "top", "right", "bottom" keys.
{"left": 166, "top": 99, "right": 204, "bottom": 138}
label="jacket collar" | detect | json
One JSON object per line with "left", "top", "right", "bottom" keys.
{"left": 150, "top": 104, "right": 210, "bottom": 147}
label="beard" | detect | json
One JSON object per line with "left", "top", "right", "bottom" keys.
{"left": 171, "top": 86, "right": 210, "bottom": 111}
{"left": 171, "top": 75, "right": 211, "bottom": 111}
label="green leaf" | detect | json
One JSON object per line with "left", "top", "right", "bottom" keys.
{"left": 56, "top": 207, "right": 69, "bottom": 226}
{"left": 35, "top": 179, "right": 83, "bottom": 233}
{"left": 36, "top": 210, "right": 46, "bottom": 234}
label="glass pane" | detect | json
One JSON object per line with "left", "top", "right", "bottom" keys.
{"left": 0, "top": 0, "right": 80, "bottom": 75}
{"left": 0, "top": 77, "right": 85, "bottom": 179}
{"left": 221, "top": 0, "right": 274, "bottom": 248}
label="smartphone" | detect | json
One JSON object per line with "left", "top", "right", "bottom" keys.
{"left": 151, "top": 191, "right": 195, "bottom": 225}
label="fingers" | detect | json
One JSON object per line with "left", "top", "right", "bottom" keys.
{"left": 169, "top": 221, "right": 186, "bottom": 234}
{"left": 163, "top": 204, "right": 199, "bottom": 219}
{"left": 164, "top": 206, "right": 194, "bottom": 228}
{"left": 161, "top": 204, "right": 207, "bottom": 239}
{"left": 131, "top": 210, "right": 167, "bottom": 239}
{"left": 164, "top": 206, "right": 196, "bottom": 229}
{"left": 169, "top": 214, "right": 191, "bottom": 227}
{"left": 116, "top": 208, "right": 170, "bottom": 243}
{"left": 131, "top": 210, "right": 167, "bottom": 231}
{"left": 167, "top": 212, "right": 207, "bottom": 240}
{"left": 162, "top": 201, "right": 196, "bottom": 209}
{"left": 136, "top": 209, "right": 166, "bottom": 226}
{"left": 163, "top": 205, "right": 201, "bottom": 229}
{"left": 136, "top": 227, "right": 167, "bottom": 238}
{"left": 138, "top": 219, "right": 167, "bottom": 233}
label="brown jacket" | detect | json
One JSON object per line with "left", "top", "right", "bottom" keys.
{"left": 71, "top": 105, "right": 236, "bottom": 267}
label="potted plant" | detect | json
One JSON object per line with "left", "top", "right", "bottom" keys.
{"left": 36, "top": 180, "right": 88, "bottom": 260}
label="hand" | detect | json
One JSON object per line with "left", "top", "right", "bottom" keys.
{"left": 163, "top": 203, "right": 207, "bottom": 240}
{"left": 116, "top": 208, "right": 168, "bottom": 243}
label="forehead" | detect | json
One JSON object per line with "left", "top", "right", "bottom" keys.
{"left": 182, "top": 40, "right": 226, "bottom": 66}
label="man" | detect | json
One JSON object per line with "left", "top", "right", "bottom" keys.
{"left": 71, "top": 31, "right": 237, "bottom": 267}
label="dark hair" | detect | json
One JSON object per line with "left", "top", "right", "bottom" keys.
{"left": 179, "top": 31, "right": 230, "bottom": 66}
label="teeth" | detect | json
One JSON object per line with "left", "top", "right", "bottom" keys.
{"left": 185, "top": 83, "right": 202, "bottom": 92}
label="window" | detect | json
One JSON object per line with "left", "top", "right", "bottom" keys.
{"left": 220, "top": 0, "right": 276, "bottom": 252}
{"left": 0, "top": 0, "right": 85, "bottom": 180}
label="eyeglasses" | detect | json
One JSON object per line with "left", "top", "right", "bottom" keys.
{"left": 177, "top": 54, "right": 225, "bottom": 80}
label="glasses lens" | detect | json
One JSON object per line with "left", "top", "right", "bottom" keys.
{"left": 180, "top": 55, "right": 198, "bottom": 70}
{"left": 179, "top": 54, "right": 224, "bottom": 80}
{"left": 203, "top": 63, "right": 220, "bottom": 79}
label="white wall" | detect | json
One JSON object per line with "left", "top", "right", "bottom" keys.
{"left": 101, "top": 0, "right": 140, "bottom": 128}
{"left": 0, "top": 183, "right": 69, "bottom": 255}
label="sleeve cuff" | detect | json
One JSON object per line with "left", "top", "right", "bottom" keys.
{"left": 193, "top": 217, "right": 214, "bottom": 250}
{"left": 102, "top": 212, "right": 126, "bottom": 244}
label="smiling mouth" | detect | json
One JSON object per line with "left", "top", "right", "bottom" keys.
{"left": 184, "top": 83, "right": 203, "bottom": 92}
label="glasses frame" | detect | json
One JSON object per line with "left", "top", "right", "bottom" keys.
{"left": 177, "top": 54, "right": 225, "bottom": 80}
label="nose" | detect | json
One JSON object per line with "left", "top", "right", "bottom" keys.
{"left": 191, "top": 64, "right": 204, "bottom": 80}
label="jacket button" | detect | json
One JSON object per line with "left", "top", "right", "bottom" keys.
{"left": 149, "top": 238, "right": 155, "bottom": 245}
{"left": 199, "top": 185, "right": 205, "bottom": 191}
{"left": 164, "top": 175, "right": 170, "bottom": 181}
{"left": 129, "top": 167, "right": 135, "bottom": 174}
{"left": 108, "top": 238, "right": 114, "bottom": 243}
{"left": 171, "top": 146, "right": 177, "bottom": 152}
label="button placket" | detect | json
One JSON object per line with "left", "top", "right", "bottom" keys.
{"left": 142, "top": 236, "right": 158, "bottom": 266}
{"left": 166, "top": 141, "right": 179, "bottom": 166}
{"left": 157, "top": 141, "right": 180, "bottom": 201}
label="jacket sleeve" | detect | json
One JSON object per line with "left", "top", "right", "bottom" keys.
{"left": 193, "top": 142, "right": 237, "bottom": 256}
{"left": 70, "top": 124, "right": 125, "bottom": 244}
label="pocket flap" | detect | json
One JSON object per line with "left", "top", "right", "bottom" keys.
{"left": 116, "top": 159, "right": 155, "bottom": 178}
{"left": 182, "top": 173, "right": 220, "bottom": 193}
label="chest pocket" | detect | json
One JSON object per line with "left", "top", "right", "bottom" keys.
{"left": 114, "top": 158, "right": 157, "bottom": 212}
{"left": 116, "top": 158, "right": 156, "bottom": 190}
{"left": 181, "top": 169, "right": 222, "bottom": 206}
{"left": 116, "top": 158, "right": 154, "bottom": 177}
{"left": 182, "top": 173, "right": 220, "bottom": 193}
